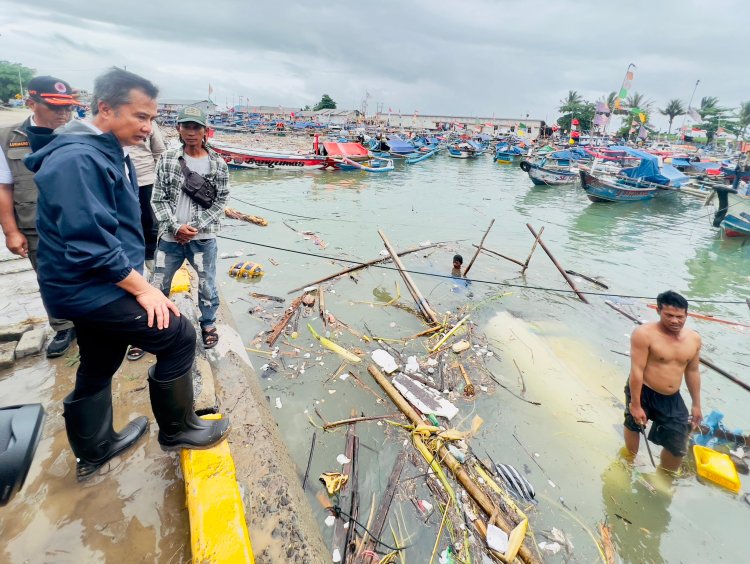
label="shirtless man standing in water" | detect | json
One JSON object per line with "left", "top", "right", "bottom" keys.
{"left": 624, "top": 290, "right": 703, "bottom": 472}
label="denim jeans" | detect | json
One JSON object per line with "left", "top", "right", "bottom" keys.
{"left": 153, "top": 238, "right": 220, "bottom": 329}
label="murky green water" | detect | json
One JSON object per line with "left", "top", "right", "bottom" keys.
{"left": 217, "top": 153, "right": 749, "bottom": 563}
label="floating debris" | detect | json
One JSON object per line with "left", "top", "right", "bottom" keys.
{"left": 224, "top": 206, "right": 268, "bottom": 226}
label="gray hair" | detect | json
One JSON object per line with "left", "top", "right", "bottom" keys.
{"left": 91, "top": 67, "right": 159, "bottom": 115}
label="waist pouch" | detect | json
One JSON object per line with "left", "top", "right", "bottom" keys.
{"left": 178, "top": 156, "right": 216, "bottom": 209}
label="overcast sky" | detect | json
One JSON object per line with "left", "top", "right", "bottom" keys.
{"left": 2, "top": 0, "right": 748, "bottom": 130}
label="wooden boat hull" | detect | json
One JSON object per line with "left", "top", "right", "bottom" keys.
{"left": 579, "top": 169, "right": 657, "bottom": 202}
{"left": 213, "top": 145, "right": 327, "bottom": 171}
{"left": 521, "top": 161, "right": 578, "bottom": 186}
{"left": 720, "top": 192, "right": 750, "bottom": 236}
{"left": 495, "top": 153, "right": 521, "bottom": 164}
{"left": 448, "top": 149, "right": 479, "bottom": 159}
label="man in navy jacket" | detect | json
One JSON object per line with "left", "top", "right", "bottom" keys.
{"left": 25, "top": 67, "right": 229, "bottom": 481}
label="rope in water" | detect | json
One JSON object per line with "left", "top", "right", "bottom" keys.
{"left": 217, "top": 233, "right": 748, "bottom": 306}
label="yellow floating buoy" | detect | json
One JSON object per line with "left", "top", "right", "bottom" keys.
{"left": 229, "top": 261, "right": 264, "bottom": 279}
{"left": 693, "top": 445, "right": 741, "bottom": 493}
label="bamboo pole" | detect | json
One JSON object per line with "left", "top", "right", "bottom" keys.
{"left": 463, "top": 219, "right": 495, "bottom": 277}
{"left": 378, "top": 230, "right": 440, "bottom": 325}
{"left": 565, "top": 270, "right": 609, "bottom": 289}
{"left": 472, "top": 243, "right": 525, "bottom": 268}
{"left": 287, "top": 242, "right": 441, "bottom": 294}
{"left": 367, "top": 365, "right": 538, "bottom": 564}
{"left": 322, "top": 413, "right": 399, "bottom": 430}
{"left": 605, "top": 300, "right": 750, "bottom": 393}
{"left": 267, "top": 293, "right": 305, "bottom": 345}
{"left": 525, "top": 224, "right": 589, "bottom": 304}
{"left": 521, "top": 226, "right": 544, "bottom": 274}
{"left": 429, "top": 315, "right": 470, "bottom": 352}
{"left": 356, "top": 448, "right": 407, "bottom": 563}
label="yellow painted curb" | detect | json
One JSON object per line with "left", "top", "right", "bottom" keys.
{"left": 180, "top": 418, "right": 255, "bottom": 563}
{"left": 170, "top": 264, "right": 191, "bottom": 294}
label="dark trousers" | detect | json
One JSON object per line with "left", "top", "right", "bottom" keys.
{"left": 72, "top": 294, "right": 196, "bottom": 399}
{"left": 23, "top": 229, "right": 75, "bottom": 332}
{"left": 138, "top": 184, "right": 158, "bottom": 261}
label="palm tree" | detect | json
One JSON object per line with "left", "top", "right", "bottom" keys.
{"left": 626, "top": 92, "right": 653, "bottom": 111}
{"left": 738, "top": 101, "right": 750, "bottom": 139}
{"left": 699, "top": 96, "right": 720, "bottom": 118}
{"left": 659, "top": 99, "right": 686, "bottom": 134}
{"left": 559, "top": 90, "right": 584, "bottom": 114}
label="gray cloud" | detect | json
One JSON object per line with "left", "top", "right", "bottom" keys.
{"left": 1, "top": 0, "right": 748, "bottom": 130}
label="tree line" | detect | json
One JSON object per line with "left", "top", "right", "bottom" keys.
{"left": 558, "top": 89, "right": 750, "bottom": 144}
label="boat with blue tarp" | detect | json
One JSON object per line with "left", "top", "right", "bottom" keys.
{"left": 579, "top": 146, "right": 690, "bottom": 202}
{"left": 494, "top": 142, "right": 526, "bottom": 164}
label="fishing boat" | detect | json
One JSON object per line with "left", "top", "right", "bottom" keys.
{"left": 519, "top": 160, "right": 578, "bottom": 186}
{"left": 494, "top": 142, "right": 525, "bottom": 164}
{"left": 317, "top": 141, "right": 394, "bottom": 172}
{"left": 578, "top": 167, "right": 659, "bottom": 202}
{"left": 367, "top": 136, "right": 419, "bottom": 159}
{"left": 708, "top": 169, "right": 750, "bottom": 236}
{"left": 406, "top": 147, "right": 440, "bottom": 164}
{"left": 447, "top": 142, "right": 480, "bottom": 159}
{"left": 579, "top": 145, "right": 693, "bottom": 202}
{"left": 212, "top": 142, "right": 327, "bottom": 171}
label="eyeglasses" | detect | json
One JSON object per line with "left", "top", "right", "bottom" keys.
{"left": 41, "top": 102, "right": 73, "bottom": 113}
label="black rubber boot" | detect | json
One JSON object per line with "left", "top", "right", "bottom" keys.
{"left": 62, "top": 384, "right": 149, "bottom": 481}
{"left": 147, "top": 366, "right": 230, "bottom": 450}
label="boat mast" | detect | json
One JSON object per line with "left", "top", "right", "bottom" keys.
{"left": 604, "top": 63, "right": 636, "bottom": 140}
{"left": 679, "top": 79, "right": 701, "bottom": 139}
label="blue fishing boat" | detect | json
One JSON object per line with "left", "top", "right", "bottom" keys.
{"left": 579, "top": 145, "right": 692, "bottom": 202}
{"left": 579, "top": 168, "right": 658, "bottom": 202}
{"left": 406, "top": 147, "right": 440, "bottom": 164}
{"left": 367, "top": 136, "right": 418, "bottom": 159}
{"left": 447, "top": 142, "right": 480, "bottom": 159}
{"left": 709, "top": 172, "right": 750, "bottom": 237}
{"left": 520, "top": 160, "right": 578, "bottom": 186}
{"left": 494, "top": 142, "right": 525, "bottom": 164}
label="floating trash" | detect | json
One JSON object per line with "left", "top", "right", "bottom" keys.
{"left": 229, "top": 261, "right": 264, "bottom": 278}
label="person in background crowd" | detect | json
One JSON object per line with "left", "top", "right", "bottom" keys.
{"left": 24, "top": 67, "right": 229, "bottom": 481}
{"left": 125, "top": 119, "right": 166, "bottom": 361}
{"left": 0, "top": 76, "right": 80, "bottom": 357}
{"left": 151, "top": 106, "right": 229, "bottom": 350}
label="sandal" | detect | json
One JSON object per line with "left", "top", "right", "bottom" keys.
{"left": 126, "top": 346, "right": 145, "bottom": 361}
{"left": 202, "top": 327, "right": 219, "bottom": 349}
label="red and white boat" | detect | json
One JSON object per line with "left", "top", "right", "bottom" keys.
{"left": 211, "top": 142, "right": 327, "bottom": 171}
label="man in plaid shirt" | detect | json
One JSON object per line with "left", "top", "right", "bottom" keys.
{"left": 151, "top": 106, "right": 229, "bottom": 349}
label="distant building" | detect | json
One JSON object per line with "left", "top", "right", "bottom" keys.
{"left": 158, "top": 99, "right": 218, "bottom": 115}
{"left": 297, "top": 109, "right": 362, "bottom": 125}
{"left": 233, "top": 105, "right": 301, "bottom": 118}
{"left": 374, "top": 112, "right": 543, "bottom": 138}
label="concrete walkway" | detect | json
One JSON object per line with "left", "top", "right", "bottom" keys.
{"left": 0, "top": 230, "right": 326, "bottom": 562}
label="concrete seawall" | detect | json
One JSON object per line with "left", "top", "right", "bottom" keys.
{"left": 0, "top": 226, "right": 326, "bottom": 561}
{"left": 206, "top": 297, "right": 328, "bottom": 562}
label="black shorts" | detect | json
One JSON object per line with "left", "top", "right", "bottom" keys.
{"left": 624, "top": 382, "right": 690, "bottom": 457}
